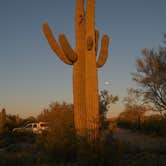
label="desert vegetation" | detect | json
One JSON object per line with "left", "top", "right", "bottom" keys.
{"left": 0, "top": 84, "right": 166, "bottom": 165}
{"left": 0, "top": 97, "right": 122, "bottom": 166}
{"left": 117, "top": 34, "right": 166, "bottom": 136}
{"left": 0, "top": 0, "right": 166, "bottom": 165}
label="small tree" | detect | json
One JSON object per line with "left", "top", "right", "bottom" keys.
{"left": 123, "top": 88, "right": 150, "bottom": 129}
{"left": 99, "top": 90, "right": 119, "bottom": 129}
{"left": 133, "top": 35, "right": 166, "bottom": 118}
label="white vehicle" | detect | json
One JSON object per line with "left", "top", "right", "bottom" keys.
{"left": 37, "top": 122, "right": 49, "bottom": 133}
{"left": 12, "top": 122, "right": 49, "bottom": 134}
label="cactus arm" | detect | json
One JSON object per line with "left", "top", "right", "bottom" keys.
{"left": 58, "top": 34, "right": 78, "bottom": 63}
{"left": 95, "top": 29, "right": 99, "bottom": 55}
{"left": 43, "top": 23, "right": 72, "bottom": 65}
{"left": 96, "top": 35, "right": 109, "bottom": 68}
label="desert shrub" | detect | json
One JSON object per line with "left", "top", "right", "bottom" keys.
{"left": 0, "top": 148, "right": 38, "bottom": 166}
{"left": 2, "top": 114, "right": 25, "bottom": 135}
{"left": 36, "top": 127, "right": 76, "bottom": 162}
{"left": 75, "top": 130, "right": 124, "bottom": 166}
{"left": 11, "top": 132, "right": 36, "bottom": 144}
{"left": 35, "top": 102, "right": 126, "bottom": 165}
{"left": 117, "top": 120, "right": 132, "bottom": 129}
{"left": 117, "top": 113, "right": 166, "bottom": 137}
{"left": 37, "top": 129, "right": 124, "bottom": 166}
{"left": 117, "top": 106, "right": 147, "bottom": 130}
{"left": 36, "top": 102, "right": 76, "bottom": 162}
{"left": 117, "top": 118, "right": 140, "bottom": 130}
{"left": 0, "top": 132, "right": 35, "bottom": 151}
{"left": 141, "top": 117, "right": 166, "bottom": 136}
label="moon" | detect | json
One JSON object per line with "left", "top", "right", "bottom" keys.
{"left": 105, "top": 81, "right": 109, "bottom": 85}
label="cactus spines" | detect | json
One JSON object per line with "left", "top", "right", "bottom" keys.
{"left": 43, "top": 0, "right": 110, "bottom": 140}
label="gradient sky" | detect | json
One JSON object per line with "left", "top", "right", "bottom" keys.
{"left": 0, "top": 0, "right": 166, "bottom": 118}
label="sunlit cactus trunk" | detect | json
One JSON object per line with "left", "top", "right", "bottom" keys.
{"left": 85, "top": 0, "right": 99, "bottom": 140}
{"left": 43, "top": 0, "right": 110, "bottom": 140}
{"left": 73, "top": 0, "right": 86, "bottom": 136}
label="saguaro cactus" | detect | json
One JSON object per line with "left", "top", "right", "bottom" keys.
{"left": 0, "top": 109, "right": 6, "bottom": 133}
{"left": 43, "top": 0, "right": 109, "bottom": 139}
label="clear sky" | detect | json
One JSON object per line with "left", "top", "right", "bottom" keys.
{"left": 0, "top": 0, "right": 166, "bottom": 118}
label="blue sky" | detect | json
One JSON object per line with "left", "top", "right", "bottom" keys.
{"left": 0, "top": 0, "right": 166, "bottom": 117}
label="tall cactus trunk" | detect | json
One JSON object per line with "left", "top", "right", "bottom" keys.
{"left": 85, "top": 0, "right": 99, "bottom": 140}
{"left": 73, "top": 0, "right": 86, "bottom": 137}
